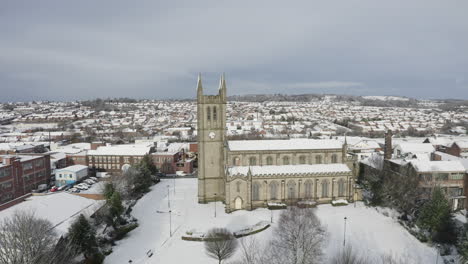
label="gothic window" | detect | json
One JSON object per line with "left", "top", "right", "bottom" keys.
{"left": 299, "top": 155, "right": 306, "bottom": 164}
{"left": 249, "top": 157, "right": 257, "bottom": 166}
{"left": 304, "top": 180, "right": 313, "bottom": 199}
{"left": 236, "top": 181, "right": 241, "bottom": 192}
{"left": 283, "top": 156, "right": 290, "bottom": 165}
{"left": 253, "top": 182, "right": 261, "bottom": 200}
{"left": 321, "top": 180, "right": 329, "bottom": 198}
{"left": 287, "top": 181, "right": 296, "bottom": 199}
{"left": 269, "top": 181, "right": 278, "bottom": 200}
{"left": 266, "top": 156, "right": 273, "bottom": 165}
{"left": 233, "top": 157, "right": 241, "bottom": 166}
{"left": 213, "top": 106, "right": 217, "bottom": 120}
{"left": 338, "top": 179, "right": 345, "bottom": 196}
{"left": 207, "top": 106, "right": 211, "bottom": 120}
{"left": 331, "top": 154, "right": 338, "bottom": 163}
{"left": 315, "top": 155, "right": 322, "bottom": 164}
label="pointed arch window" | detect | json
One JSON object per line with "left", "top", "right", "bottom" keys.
{"left": 287, "top": 181, "right": 296, "bottom": 199}
{"left": 299, "top": 155, "right": 306, "bottom": 164}
{"left": 213, "top": 106, "right": 217, "bottom": 121}
{"left": 269, "top": 181, "right": 278, "bottom": 200}
{"left": 315, "top": 155, "right": 322, "bottom": 164}
{"left": 253, "top": 182, "right": 261, "bottom": 201}
{"left": 249, "top": 157, "right": 257, "bottom": 166}
{"left": 283, "top": 156, "right": 290, "bottom": 165}
{"left": 331, "top": 154, "right": 338, "bottom": 163}
{"left": 338, "top": 179, "right": 345, "bottom": 196}
{"left": 321, "top": 180, "right": 329, "bottom": 198}
{"left": 207, "top": 106, "right": 211, "bottom": 120}
{"left": 266, "top": 156, "right": 273, "bottom": 165}
{"left": 304, "top": 180, "right": 313, "bottom": 199}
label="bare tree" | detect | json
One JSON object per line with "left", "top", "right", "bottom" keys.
{"left": 205, "top": 228, "right": 239, "bottom": 264}
{"left": 267, "top": 207, "right": 325, "bottom": 264}
{"left": 237, "top": 236, "right": 263, "bottom": 264}
{"left": 0, "top": 211, "right": 74, "bottom": 264}
{"left": 329, "top": 245, "right": 370, "bottom": 264}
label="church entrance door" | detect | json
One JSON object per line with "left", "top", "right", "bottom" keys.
{"left": 234, "top": 197, "right": 242, "bottom": 210}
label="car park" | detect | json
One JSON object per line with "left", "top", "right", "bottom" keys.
{"left": 84, "top": 179, "right": 96, "bottom": 185}
{"left": 75, "top": 184, "right": 89, "bottom": 190}
{"left": 67, "top": 187, "right": 80, "bottom": 193}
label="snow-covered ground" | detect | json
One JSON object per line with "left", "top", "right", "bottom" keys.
{"left": 0, "top": 193, "right": 104, "bottom": 234}
{"left": 105, "top": 179, "right": 439, "bottom": 264}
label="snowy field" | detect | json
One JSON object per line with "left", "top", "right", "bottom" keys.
{"left": 0, "top": 193, "right": 104, "bottom": 234}
{"left": 105, "top": 178, "right": 439, "bottom": 264}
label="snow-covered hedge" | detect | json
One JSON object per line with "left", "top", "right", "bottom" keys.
{"left": 182, "top": 221, "right": 271, "bottom": 241}
{"left": 267, "top": 202, "right": 287, "bottom": 210}
{"left": 331, "top": 199, "right": 349, "bottom": 206}
{"left": 297, "top": 200, "right": 317, "bottom": 208}
{"left": 234, "top": 221, "right": 270, "bottom": 238}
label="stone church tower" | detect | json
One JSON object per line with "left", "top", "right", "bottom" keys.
{"left": 197, "top": 74, "right": 227, "bottom": 203}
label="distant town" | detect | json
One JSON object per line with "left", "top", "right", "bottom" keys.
{"left": 1, "top": 93, "right": 468, "bottom": 264}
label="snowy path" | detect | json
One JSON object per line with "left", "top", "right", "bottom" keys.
{"left": 105, "top": 179, "right": 439, "bottom": 264}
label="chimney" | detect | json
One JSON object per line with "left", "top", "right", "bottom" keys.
{"left": 384, "top": 130, "right": 393, "bottom": 160}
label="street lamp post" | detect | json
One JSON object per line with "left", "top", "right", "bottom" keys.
{"left": 169, "top": 209, "right": 172, "bottom": 237}
{"left": 167, "top": 185, "right": 170, "bottom": 209}
{"left": 214, "top": 193, "right": 217, "bottom": 218}
{"left": 343, "top": 217, "right": 347, "bottom": 247}
{"left": 173, "top": 173, "right": 176, "bottom": 195}
{"left": 435, "top": 244, "right": 440, "bottom": 264}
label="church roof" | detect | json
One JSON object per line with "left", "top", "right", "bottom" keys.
{"left": 227, "top": 139, "right": 342, "bottom": 151}
{"left": 228, "top": 164, "right": 351, "bottom": 177}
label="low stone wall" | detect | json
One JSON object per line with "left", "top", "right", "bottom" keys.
{"left": 0, "top": 193, "right": 32, "bottom": 211}
{"left": 182, "top": 221, "right": 271, "bottom": 241}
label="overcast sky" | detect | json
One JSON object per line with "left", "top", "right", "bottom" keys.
{"left": 1, "top": 0, "right": 467, "bottom": 102}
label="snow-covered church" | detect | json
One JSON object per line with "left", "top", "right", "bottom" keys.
{"left": 196, "top": 74, "right": 355, "bottom": 212}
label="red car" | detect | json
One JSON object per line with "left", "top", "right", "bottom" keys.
{"left": 50, "top": 186, "right": 58, "bottom": 192}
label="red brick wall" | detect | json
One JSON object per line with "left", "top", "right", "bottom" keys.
{"left": 446, "top": 144, "right": 461, "bottom": 157}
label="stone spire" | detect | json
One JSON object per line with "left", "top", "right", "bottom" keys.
{"left": 197, "top": 73, "right": 203, "bottom": 98}
{"left": 219, "top": 73, "right": 227, "bottom": 102}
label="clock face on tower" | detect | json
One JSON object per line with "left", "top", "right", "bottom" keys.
{"left": 209, "top": 131, "right": 216, "bottom": 139}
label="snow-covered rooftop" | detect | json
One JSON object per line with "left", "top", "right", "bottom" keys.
{"left": 56, "top": 164, "right": 88, "bottom": 173}
{"left": 87, "top": 145, "right": 151, "bottom": 156}
{"left": 410, "top": 160, "right": 466, "bottom": 173}
{"left": 396, "top": 143, "right": 435, "bottom": 154}
{"left": 228, "top": 164, "right": 351, "bottom": 176}
{"left": 228, "top": 139, "right": 342, "bottom": 151}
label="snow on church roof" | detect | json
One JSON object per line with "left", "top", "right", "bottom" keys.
{"left": 227, "top": 139, "right": 342, "bottom": 151}
{"left": 228, "top": 164, "right": 351, "bottom": 176}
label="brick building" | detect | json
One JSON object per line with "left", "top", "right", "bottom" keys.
{"left": 0, "top": 154, "right": 51, "bottom": 204}
{"left": 445, "top": 141, "right": 468, "bottom": 159}
{"left": 87, "top": 144, "right": 153, "bottom": 174}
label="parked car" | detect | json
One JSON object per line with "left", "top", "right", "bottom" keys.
{"left": 37, "top": 184, "right": 48, "bottom": 192}
{"left": 90, "top": 177, "right": 98, "bottom": 181}
{"left": 84, "top": 179, "right": 96, "bottom": 185}
{"left": 75, "top": 184, "right": 89, "bottom": 190}
{"left": 67, "top": 187, "right": 80, "bottom": 193}
{"left": 57, "top": 185, "right": 68, "bottom": 191}
{"left": 50, "top": 186, "right": 58, "bottom": 192}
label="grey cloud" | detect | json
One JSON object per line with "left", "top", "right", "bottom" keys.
{"left": 0, "top": 0, "right": 467, "bottom": 101}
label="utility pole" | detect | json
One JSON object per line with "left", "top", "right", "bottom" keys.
{"left": 214, "top": 193, "right": 217, "bottom": 218}
{"left": 167, "top": 185, "right": 170, "bottom": 209}
{"left": 343, "top": 217, "right": 347, "bottom": 247}
{"left": 169, "top": 209, "right": 172, "bottom": 237}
